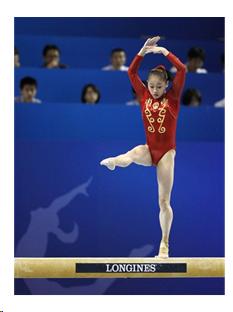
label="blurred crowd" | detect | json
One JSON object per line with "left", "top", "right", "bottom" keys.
{"left": 15, "top": 44, "right": 224, "bottom": 108}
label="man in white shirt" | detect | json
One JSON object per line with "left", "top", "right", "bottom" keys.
{"left": 102, "top": 48, "right": 129, "bottom": 71}
{"left": 214, "top": 98, "right": 225, "bottom": 107}
{"left": 15, "top": 47, "right": 20, "bottom": 68}
{"left": 170, "top": 47, "right": 207, "bottom": 74}
{"left": 15, "top": 76, "right": 42, "bottom": 104}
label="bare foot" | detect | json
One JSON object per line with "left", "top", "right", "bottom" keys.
{"left": 156, "top": 241, "right": 169, "bottom": 258}
{"left": 100, "top": 158, "right": 116, "bottom": 170}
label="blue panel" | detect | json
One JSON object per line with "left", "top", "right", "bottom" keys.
{"left": 15, "top": 105, "right": 224, "bottom": 141}
{"left": 14, "top": 69, "right": 224, "bottom": 105}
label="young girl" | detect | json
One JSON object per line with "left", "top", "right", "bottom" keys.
{"left": 100, "top": 36, "right": 186, "bottom": 258}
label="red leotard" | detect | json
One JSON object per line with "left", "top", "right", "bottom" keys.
{"left": 128, "top": 52, "right": 186, "bottom": 166}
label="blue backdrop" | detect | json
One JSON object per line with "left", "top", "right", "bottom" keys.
{"left": 15, "top": 104, "right": 224, "bottom": 295}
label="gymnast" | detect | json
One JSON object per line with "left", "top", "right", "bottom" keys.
{"left": 100, "top": 36, "right": 186, "bottom": 258}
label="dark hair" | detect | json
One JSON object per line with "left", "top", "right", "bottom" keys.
{"left": 148, "top": 66, "right": 173, "bottom": 82}
{"left": 187, "top": 47, "right": 205, "bottom": 61}
{"left": 81, "top": 84, "right": 101, "bottom": 103}
{"left": 20, "top": 76, "right": 38, "bottom": 90}
{"left": 43, "top": 44, "right": 60, "bottom": 56}
{"left": 15, "top": 47, "right": 19, "bottom": 56}
{"left": 111, "top": 48, "right": 126, "bottom": 56}
{"left": 182, "top": 88, "right": 202, "bottom": 106}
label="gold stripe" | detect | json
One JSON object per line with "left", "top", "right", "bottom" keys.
{"left": 157, "top": 99, "right": 167, "bottom": 133}
{"left": 145, "top": 101, "right": 155, "bottom": 133}
{"left": 14, "top": 257, "right": 225, "bottom": 278}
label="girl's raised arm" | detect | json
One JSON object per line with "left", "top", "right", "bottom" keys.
{"left": 128, "top": 37, "right": 161, "bottom": 98}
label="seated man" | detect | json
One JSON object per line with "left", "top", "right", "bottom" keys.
{"left": 182, "top": 88, "right": 202, "bottom": 107}
{"left": 171, "top": 47, "right": 207, "bottom": 74}
{"left": 102, "top": 48, "right": 128, "bottom": 71}
{"left": 42, "top": 44, "right": 67, "bottom": 69}
{"left": 15, "top": 76, "right": 42, "bottom": 103}
{"left": 214, "top": 98, "right": 225, "bottom": 108}
{"left": 14, "top": 47, "right": 20, "bottom": 68}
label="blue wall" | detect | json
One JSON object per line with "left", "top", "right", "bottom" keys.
{"left": 15, "top": 17, "right": 224, "bottom": 40}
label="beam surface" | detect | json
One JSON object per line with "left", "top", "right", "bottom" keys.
{"left": 14, "top": 257, "right": 225, "bottom": 278}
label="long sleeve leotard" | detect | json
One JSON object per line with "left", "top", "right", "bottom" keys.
{"left": 128, "top": 52, "right": 186, "bottom": 165}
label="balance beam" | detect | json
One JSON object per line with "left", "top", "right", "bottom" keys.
{"left": 14, "top": 257, "right": 224, "bottom": 278}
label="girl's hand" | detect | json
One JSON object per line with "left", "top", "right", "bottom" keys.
{"left": 143, "top": 36, "right": 161, "bottom": 47}
{"left": 138, "top": 36, "right": 161, "bottom": 56}
{"left": 146, "top": 46, "right": 169, "bottom": 56}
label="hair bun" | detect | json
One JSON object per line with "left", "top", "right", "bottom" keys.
{"left": 153, "top": 65, "right": 166, "bottom": 71}
{"left": 149, "top": 65, "right": 172, "bottom": 82}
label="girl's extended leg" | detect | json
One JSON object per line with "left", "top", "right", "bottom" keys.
{"left": 156, "top": 149, "right": 176, "bottom": 258}
{"left": 100, "top": 144, "right": 152, "bottom": 170}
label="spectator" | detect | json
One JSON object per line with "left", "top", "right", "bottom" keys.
{"left": 186, "top": 47, "right": 207, "bottom": 73}
{"left": 221, "top": 53, "right": 224, "bottom": 72}
{"left": 171, "top": 47, "right": 207, "bottom": 74}
{"left": 126, "top": 80, "right": 148, "bottom": 106}
{"left": 214, "top": 98, "right": 225, "bottom": 108}
{"left": 214, "top": 54, "right": 224, "bottom": 108}
{"left": 15, "top": 76, "right": 42, "bottom": 103}
{"left": 81, "top": 84, "right": 101, "bottom": 104}
{"left": 42, "top": 44, "right": 67, "bottom": 69}
{"left": 102, "top": 48, "right": 128, "bottom": 71}
{"left": 182, "top": 88, "right": 202, "bottom": 107}
{"left": 14, "top": 47, "right": 20, "bottom": 68}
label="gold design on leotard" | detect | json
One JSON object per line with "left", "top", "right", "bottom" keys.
{"left": 144, "top": 99, "right": 155, "bottom": 133}
{"left": 153, "top": 102, "right": 159, "bottom": 110}
{"left": 144, "top": 98, "right": 168, "bottom": 134}
{"left": 157, "top": 98, "right": 168, "bottom": 134}
{"left": 145, "top": 98, "right": 153, "bottom": 106}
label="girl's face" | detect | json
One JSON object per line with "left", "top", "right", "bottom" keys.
{"left": 84, "top": 87, "right": 98, "bottom": 104}
{"left": 147, "top": 75, "right": 168, "bottom": 99}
